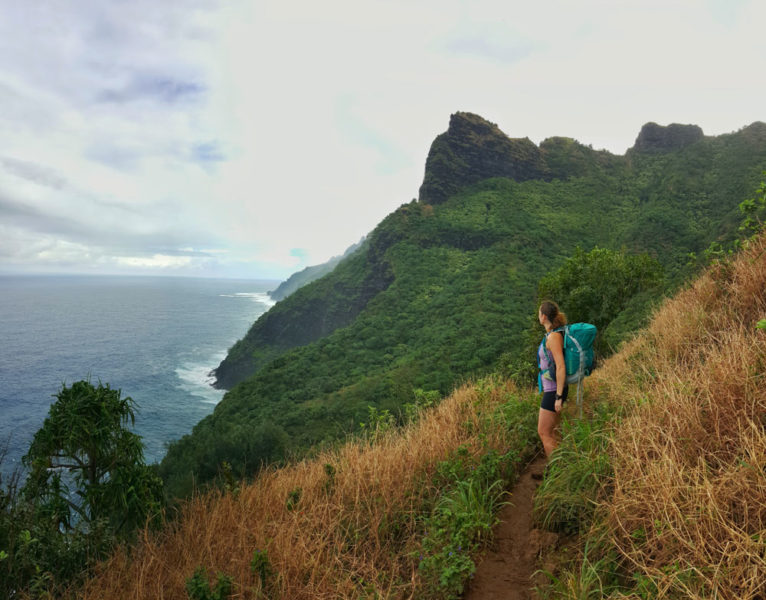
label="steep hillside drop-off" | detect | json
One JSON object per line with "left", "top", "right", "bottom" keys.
{"left": 160, "top": 113, "right": 766, "bottom": 497}
{"left": 213, "top": 239, "right": 391, "bottom": 389}
{"left": 531, "top": 229, "right": 766, "bottom": 599}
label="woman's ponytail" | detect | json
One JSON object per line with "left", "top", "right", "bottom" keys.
{"left": 540, "top": 300, "right": 567, "bottom": 328}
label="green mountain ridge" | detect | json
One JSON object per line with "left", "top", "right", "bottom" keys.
{"left": 160, "top": 112, "right": 766, "bottom": 498}
{"left": 267, "top": 238, "right": 365, "bottom": 302}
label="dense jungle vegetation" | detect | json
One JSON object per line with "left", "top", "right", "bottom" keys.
{"left": 160, "top": 114, "right": 766, "bottom": 499}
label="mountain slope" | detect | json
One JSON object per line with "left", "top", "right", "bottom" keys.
{"left": 595, "top": 230, "right": 766, "bottom": 598}
{"left": 84, "top": 229, "right": 766, "bottom": 599}
{"left": 267, "top": 238, "right": 364, "bottom": 302}
{"left": 534, "top": 227, "right": 766, "bottom": 598}
{"left": 160, "top": 113, "right": 766, "bottom": 497}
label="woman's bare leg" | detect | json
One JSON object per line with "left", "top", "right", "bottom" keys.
{"left": 537, "top": 408, "right": 561, "bottom": 457}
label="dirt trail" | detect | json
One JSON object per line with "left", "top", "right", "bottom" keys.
{"left": 462, "top": 455, "right": 557, "bottom": 600}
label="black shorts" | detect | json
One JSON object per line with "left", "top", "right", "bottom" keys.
{"left": 541, "top": 386, "right": 568, "bottom": 412}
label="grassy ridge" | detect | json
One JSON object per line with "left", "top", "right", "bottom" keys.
{"left": 535, "top": 230, "right": 766, "bottom": 598}
{"left": 81, "top": 380, "right": 539, "bottom": 599}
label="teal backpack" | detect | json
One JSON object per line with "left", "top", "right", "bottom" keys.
{"left": 538, "top": 322, "right": 597, "bottom": 415}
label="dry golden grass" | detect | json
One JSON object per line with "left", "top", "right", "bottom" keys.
{"left": 591, "top": 232, "right": 766, "bottom": 599}
{"left": 80, "top": 379, "right": 533, "bottom": 600}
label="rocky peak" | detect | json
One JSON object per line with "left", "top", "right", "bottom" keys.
{"left": 631, "top": 122, "right": 704, "bottom": 154}
{"left": 418, "top": 112, "right": 549, "bottom": 205}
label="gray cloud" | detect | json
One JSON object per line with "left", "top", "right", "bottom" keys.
{"left": 0, "top": 82, "right": 61, "bottom": 135}
{"left": 445, "top": 36, "right": 536, "bottom": 64}
{"left": 97, "top": 75, "right": 206, "bottom": 106}
{"left": 0, "top": 0, "right": 764, "bottom": 279}
{"left": 82, "top": 143, "right": 145, "bottom": 171}
{"left": 0, "top": 1, "right": 216, "bottom": 99}
{"left": 0, "top": 188, "right": 221, "bottom": 259}
{"left": 0, "top": 157, "right": 70, "bottom": 190}
{"left": 0, "top": 0, "right": 233, "bottom": 274}
{"left": 0, "top": 194, "right": 42, "bottom": 222}
{"left": 441, "top": 20, "right": 539, "bottom": 64}
{"left": 192, "top": 142, "right": 226, "bottom": 164}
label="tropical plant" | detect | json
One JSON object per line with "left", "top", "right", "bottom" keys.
{"left": 23, "top": 379, "right": 163, "bottom": 534}
{"left": 1, "top": 380, "right": 164, "bottom": 597}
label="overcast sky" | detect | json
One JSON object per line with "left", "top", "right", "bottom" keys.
{"left": 0, "top": 0, "right": 763, "bottom": 280}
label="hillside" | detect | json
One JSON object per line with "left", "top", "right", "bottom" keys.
{"left": 81, "top": 229, "right": 766, "bottom": 599}
{"left": 82, "top": 380, "right": 541, "bottom": 599}
{"left": 267, "top": 238, "right": 364, "bottom": 302}
{"left": 160, "top": 112, "right": 766, "bottom": 497}
{"left": 533, "top": 228, "right": 766, "bottom": 598}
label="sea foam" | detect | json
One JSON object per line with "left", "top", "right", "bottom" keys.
{"left": 175, "top": 357, "right": 226, "bottom": 405}
{"left": 219, "top": 292, "right": 276, "bottom": 308}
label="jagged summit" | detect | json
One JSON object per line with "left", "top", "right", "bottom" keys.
{"left": 418, "top": 112, "right": 549, "bottom": 205}
{"left": 419, "top": 114, "right": 766, "bottom": 208}
{"left": 631, "top": 122, "right": 704, "bottom": 153}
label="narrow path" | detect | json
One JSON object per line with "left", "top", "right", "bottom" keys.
{"left": 462, "top": 455, "right": 557, "bottom": 600}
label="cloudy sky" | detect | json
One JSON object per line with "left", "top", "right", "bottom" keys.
{"left": 0, "top": 0, "right": 763, "bottom": 280}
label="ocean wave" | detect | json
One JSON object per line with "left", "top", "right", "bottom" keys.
{"left": 218, "top": 292, "right": 276, "bottom": 308}
{"left": 175, "top": 359, "right": 226, "bottom": 405}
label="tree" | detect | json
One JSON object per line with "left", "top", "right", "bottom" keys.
{"left": 22, "top": 380, "right": 163, "bottom": 535}
{"left": 503, "top": 247, "right": 664, "bottom": 385}
{"left": 537, "top": 246, "right": 664, "bottom": 355}
{"left": 738, "top": 173, "right": 766, "bottom": 238}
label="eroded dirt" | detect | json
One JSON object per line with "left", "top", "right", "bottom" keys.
{"left": 462, "top": 455, "right": 558, "bottom": 600}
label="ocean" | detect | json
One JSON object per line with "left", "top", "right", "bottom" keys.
{"left": 0, "top": 274, "right": 277, "bottom": 479}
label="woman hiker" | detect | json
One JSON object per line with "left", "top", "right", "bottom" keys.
{"left": 537, "top": 300, "right": 568, "bottom": 457}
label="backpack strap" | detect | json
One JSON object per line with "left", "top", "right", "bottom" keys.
{"left": 544, "top": 328, "right": 565, "bottom": 361}
{"left": 539, "top": 328, "right": 565, "bottom": 388}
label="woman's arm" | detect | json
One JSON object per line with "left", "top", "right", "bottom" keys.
{"left": 547, "top": 332, "right": 566, "bottom": 412}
